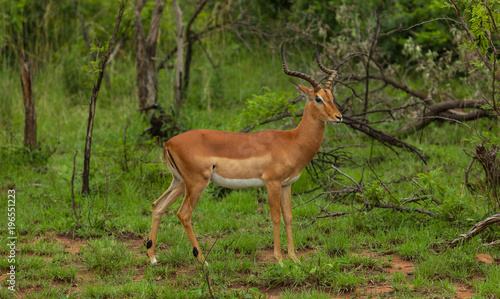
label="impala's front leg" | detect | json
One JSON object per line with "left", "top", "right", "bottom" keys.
{"left": 266, "top": 181, "right": 283, "bottom": 264}
{"left": 280, "top": 184, "right": 298, "bottom": 262}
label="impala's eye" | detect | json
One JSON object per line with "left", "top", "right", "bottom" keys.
{"left": 315, "top": 96, "right": 323, "bottom": 104}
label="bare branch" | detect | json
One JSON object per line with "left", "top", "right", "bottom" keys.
{"left": 71, "top": 150, "right": 80, "bottom": 221}
{"left": 104, "top": 163, "right": 109, "bottom": 213}
{"left": 343, "top": 116, "right": 428, "bottom": 164}
{"left": 450, "top": 213, "right": 500, "bottom": 246}
{"left": 73, "top": 1, "right": 93, "bottom": 54}
{"left": 398, "top": 100, "right": 489, "bottom": 137}
{"left": 332, "top": 165, "right": 362, "bottom": 192}
{"left": 371, "top": 203, "right": 437, "bottom": 217}
{"left": 349, "top": 74, "right": 428, "bottom": 100}
{"left": 364, "top": 7, "right": 382, "bottom": 114}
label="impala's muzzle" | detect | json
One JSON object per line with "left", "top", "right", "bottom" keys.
{"left": 330, "top": 115, "right": 342, "bottom": 125}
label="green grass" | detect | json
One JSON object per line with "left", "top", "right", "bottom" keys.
{"left": 81, "top": 237, "right": 137, "bottom": 277}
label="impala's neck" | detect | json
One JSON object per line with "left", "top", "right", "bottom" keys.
{"left": 291, "top": 102, "right": 326, "bottom": 160}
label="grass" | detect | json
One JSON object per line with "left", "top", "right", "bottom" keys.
{"left": 1, "top": 41, "right": 500, "bottom": 298}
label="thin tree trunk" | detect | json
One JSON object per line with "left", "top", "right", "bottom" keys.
{"left": 82, "top": 2, "right": 125, "bottom": 194}
{"left": 20, "top": 50, "right": 36, "bottom": 150}
{"left": 183, "top": 34, "right": 193, "bottom": 93}
{"left": 173, "top": 0, "right": 184, "bottom": 108}
{"left": 73, "top": 0, "right": 95, "bottom": 60}
{"left": 182, "top": 0, "right": 209, "bottom": 93}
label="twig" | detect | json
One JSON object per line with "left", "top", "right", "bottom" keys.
{"left": 104, "top": 163, "right": 109, "bottom": 213}
{"left": 71, "top": 150, "right": 80, "bottom": 221}
{"left": 343, "top": 116, "right": 428, "bottom": 164}
{"left": 482, "top": 240, "right": 500, "bottom": 247}
{"left": 292, "top": 186, "right": 322, "bottom": 197}
{"left": 311, "top": 211, "right": 351, "bottom": 224}
{"left": 350, "top": 99, "right": 431, "bottom": 117}
{"left": 331, "top": 165, "right": 362, "bottom": 192}
{"left": 364, "top": 6, "right": 382, "bottom": 115}
{"left": 372, "top": 203, "right": 437, "bottom": 217}
{"left": 401, "top": 196, "right": 431, "bottom": 204}
{"left": 464, "top": 157, "right": 476, "bottom": 192}
{"left": 123, "top": 119, "right": 130, "bottom": 172}
{"left": 292, "top": 192, "right": 327, "bottom": 210}
{"left": 198, "top": 234, "right": 220, "bottom": 299}
{"left": 380, "top": 17, "right": 461, "bottom": 36}
{"left": 198, "top": 41, "right": 217, "bottom": 69}
{"left": 411, "top": 179, "right": 442, "bottom": 205}
{"left": 73, "top": 1, "right": 93, "bottom": 56}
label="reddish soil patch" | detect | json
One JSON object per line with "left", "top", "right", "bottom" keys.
{"left": 386, "top": 255, "right": 414, "bottom": 274}
{"left": 456, "top": 284, "right": 474, "bottom": 299}
{"left": 363, "top": 283, "right": 393, "bottom": 295}
{"left": 55, "top": 233, "right": 88, "bottom": 254}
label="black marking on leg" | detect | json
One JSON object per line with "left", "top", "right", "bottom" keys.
{"left": 192, "top": 247, "right": 199, "bottom": 258}
{"left": 212, "top": 164, "right": 216, "bottom": 170}
{"left": 146, "top": 240, "right": 152, "bottom": 249}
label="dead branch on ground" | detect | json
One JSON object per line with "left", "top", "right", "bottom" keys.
{"left": 450, "top": 213, "right": 500, "bottom": 247}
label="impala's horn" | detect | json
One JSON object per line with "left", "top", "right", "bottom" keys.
{"left": 316, "top": 43, "right": 337, "bottom": 90}
{"left": 281, "top": 43, "right": 321, "bottom": 92}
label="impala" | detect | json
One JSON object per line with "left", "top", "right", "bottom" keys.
{"left": 146, "top": 45, "right": 342, "bottom": 265}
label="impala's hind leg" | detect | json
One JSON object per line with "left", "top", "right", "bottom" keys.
{"left": 147, "top": 176, "right": 185, "bottom": 264}
{"left": 176, "top": 177, "right": 210, "bottom": 264}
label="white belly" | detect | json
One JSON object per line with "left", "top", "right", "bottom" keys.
{"left": 211, "top": 172, "right": 265, "bottom": 189}
{"left": 210, "top": 172, "right": 300, "bottom": 189}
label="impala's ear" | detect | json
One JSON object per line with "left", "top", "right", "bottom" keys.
{"left": 292, "top": 82, "right": 312, "bottom": 98}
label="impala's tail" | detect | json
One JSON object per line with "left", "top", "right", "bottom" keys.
{"left": 164, "top": 147, "right": 184, "bottom": 182}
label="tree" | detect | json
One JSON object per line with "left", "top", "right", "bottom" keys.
{"left": 82, "top": 2, "right": 125, "bottom": 194}
{"left": 135, "top": 0, "right": 164, "bottom": 118}
{"left": 20, "top": 50, "right": 36, "bottom": 150}
{"left": 173, "top": 0, "right": 184, "bottom": 108}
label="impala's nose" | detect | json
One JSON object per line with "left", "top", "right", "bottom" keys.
{"left": 330, "top": 114, "right": 342, "bottom": 125}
